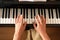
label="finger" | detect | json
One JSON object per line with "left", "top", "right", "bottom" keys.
{"left": 37, "top": 15, "right": 42, "bottom": 24}
{"left": 15, "top": 16, "right": 17, "bottom": 24}
{"left": 42, "top": 16, "right": 46, "bottom": 23}
{"left": 35, "top": 16, "right": 39, "bottom": 24}
{"left": 40, "top": 15, "right": 46, "bottom": 24}
{"left": 23, "top": 22, "right": 27, "bottom": 30}
{"left": 15, "top": 15, "right": 20, "bottom": 24}
{"left": 35, "top": 15, "right": 42, "bottom": 25}
{"left": 19, "top": 15, "right": 23, "bottom": 23}
{"left": 40, "top": 15, "right": 46, "bottom": 29}
{"left": 33, "top": 22, "right": 37, "bottom": 30}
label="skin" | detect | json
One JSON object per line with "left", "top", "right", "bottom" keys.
{"left": 13, "top": 15, "right": 50, "bottom": 40}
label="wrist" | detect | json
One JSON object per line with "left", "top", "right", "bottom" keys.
{"left": 39, "top": 32, "right": 50, "bottom": 40}
{"left": 15, "top": 31, "right": 22, "bottom": 36}
{"left": 13, "top": 32, "right": 22, "bottom": 40}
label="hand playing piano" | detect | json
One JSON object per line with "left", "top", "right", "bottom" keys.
{"left": 33, "top": 15, "right": 50, "bottom": 40}
{"left": 13, "top": 15, "right": 27, "bottom": 40}
{"left": 13, "top": 15, "right": 50, "bottom": 40}
{"left": 33, "top": 15, "right": 46, "bottom": 35}
{"left": 15, "top": 15, "right": 27, "bottom": 34}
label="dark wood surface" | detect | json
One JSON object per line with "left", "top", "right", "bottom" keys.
{"left": 0, "top": 26, "right": 60, "bottom": 40}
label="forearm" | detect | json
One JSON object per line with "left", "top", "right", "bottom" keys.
{"left": 13, "top": 32, "right": 22, "bottom": 40}
{"left": 40, "top": 32, "right": 50, "bottom": 40}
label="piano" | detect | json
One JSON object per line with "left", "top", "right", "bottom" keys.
{"left": 0, "top": 0, "right": 60, "bottom": 30}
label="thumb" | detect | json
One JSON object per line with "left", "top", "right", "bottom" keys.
{"left": 23, "top": 22, "right": 27, "bottom": 29}
{"left": 33, "top": 22, "right": 37, "bottom": 30}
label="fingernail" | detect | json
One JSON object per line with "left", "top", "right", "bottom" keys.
{"left": 37, "top": 15, "right": 39, "bottom": 18}
{"left": 21, "top": 15, "right": 23, "bottom": 17}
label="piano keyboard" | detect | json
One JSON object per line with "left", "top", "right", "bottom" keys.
{"left": 0, "top": 8, "right": 60, "bottom": 24}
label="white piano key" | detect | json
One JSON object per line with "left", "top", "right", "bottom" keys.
{"left": 13, "top": 18, "right": 15, "bottom": 24}
{"left": 25, "top": 8, "right": 29, "bottom": 24}
{"left": 32, "top": 9, "right": 34, "bottom": 23}
{"left": 28, "top": 9, "right": 32, "bottom": 24}
{"left": 24, "top": 9, "right": 27, "bottom": 23}
{"left": 10, "top": 18, "right": 13, "bottom": 24}
{"left": 58, "top": 18, "right": 60, "bottom": 24}
{"left": 26, "top": 19, "right": 29, "bottom": 24}
{"left": 5, "top": 18, "right": 7, "bottom": 24}
{"left": 3, "top": 18, "right": 5, "bottom": 24}
{"left": 40, "top": 9, "right": 41, "bottom": 15}
{"left": 0, "top": 8, "right": 3, "bottom": 24}
{"left": 0, "top": 8, "right": 3, "bottom": 18}
{"left": 0, "top": 18, "right": 1, "bottom": 24}
{"left": 57, "top": 8, "right": 59, "bottom": 24}
{"left": 1, "top": 18, "right": 4, "bottom": 24}
{"left": 18, "top": 8, "right": 21, "bottom": 15}
{"left": 45, "top": 9, "right": 50, "bottom": 24}
{"left": 53, "top": 9, "right": 56, "bottom": 24}
{"left": 28, "top": 9, "right": 30, "bottom": 24}
{"left": 35, "top": 8, "right": 38, "bottom": 16}
{"left": 42, "top": 9, "right": 44, "bottom": 17}
{"left": 7, "top": 18, "right": 10, "bottom": 24}
{"left": 24, "top": 8, "right": 27, "bottom": 22}
{"left": 4, "top": 8, "right": 6, "bottom": 24}
{"left": 10, "top": 8, "right": 13, "bottom": 18}
{"left": 50, "top": 9, "right": 53, "bottom": 24}
{"left": 10, "top": 8, "right": 13, "bottom": 24}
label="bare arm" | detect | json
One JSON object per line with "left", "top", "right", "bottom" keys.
{"left": 33, "top": 15, "right": 50, "bottom": 40}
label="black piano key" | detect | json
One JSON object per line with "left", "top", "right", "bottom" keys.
{"left": 2, "top": 8, "right": 4, "bottom": 18}
{"left": 55, "top": 8, "right": 58, "bottom": 19}
{"left": 48, "top": 9, "right": 51, "bottom": 18}
{"left": 58, "top": 8, "right": 60, "bottom": 18}
{"left": 16, "top": 8, "right": 18, "bottom": 18}
{"left": 38, "top": 8, "right": 40, "bottom": 16}
{"left": 8, "top": 8, "right": 10, "bottom": 18}
{"left": 31, "top": 8, "right": 32, "bottom": 18}
{"left": 13, "top": 8, "right": 15, "bottom": 18}
{"left": 34, "top": 8, "right": 35, "bottom": 16}
{"left": 41, "top": 9, "right": 43, "bottom": 15}
{"left": 21, "top": 8, "right": 22, "bottom": 15}
{"left": 5, "top": 8, "right": 7, "bottom": 18}
{"left": 44, "top": 9, "right": 46, "bottom": 18}
{"left": 26, "top": 8, "right": 28, "bottom": 18}
{"left": 23, "top": 8, "right": 25, "bottom": 18}
{"left": 51, "top": 9, "right": 54, "bottom": 19}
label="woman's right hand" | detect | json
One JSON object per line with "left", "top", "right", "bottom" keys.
{"left": 33, "top": 15, "right": 50, "bottom": 40}
{"left": 33, "top": 15, "right": 46, "bottom": 35}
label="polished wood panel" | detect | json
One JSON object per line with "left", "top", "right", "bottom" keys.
{"left": 47, "top": 27, "right": 60, "bottom": 40}
{"left": 0, "top": 27, "right": 60, "bottom": 40}
{"left": 0, "top": 27, "right": 14, "bottom": 40}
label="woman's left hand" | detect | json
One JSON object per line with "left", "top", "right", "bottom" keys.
{"left": 15, "top": 15, "right": 27, "bottom": 35}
